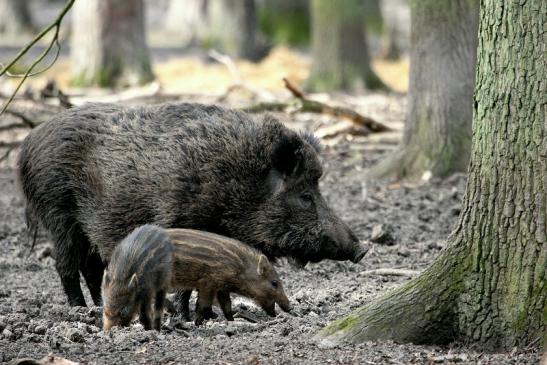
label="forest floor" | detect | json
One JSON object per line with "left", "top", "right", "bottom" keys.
{"left": 0, "top": 88, "right": 541, "bottom": 364}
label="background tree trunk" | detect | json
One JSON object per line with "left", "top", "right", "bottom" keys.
{"left": 0, "top": 0, "right": 33, "bottom": 35}
{"left": 317, "top": 0, "right": 546, "bottom": 350}
{"left": 379, "top": 0, "right": 410, "bottom": 60}
{"left": 164, "top": 0, "right": 208, "bottom": 47}
{"left": 305, "top": 0, "right": 385, "bottom": 91}
{"left": 205, "top": 0, "right": 266, "bottom": 61}
{"left": 70, "top": 0, "right": 154, "bottom": 87}
{"left": 370, "top": 0, "right": 479, "bottom": 180}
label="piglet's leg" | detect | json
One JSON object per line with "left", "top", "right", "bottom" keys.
{"left": 217, "top": 290, "right": 234, "bottom": 321}
{"left": 194, "top": 288, "right": 215, "bottom": 326}
{"left": 154, "top": 290, "right": 166, "bottom": 330}
{"left": 139, "top": 296, "right": 153, "bottom": 330}
{"left": 175, "top": 290, "right": 192, "bottom": 321}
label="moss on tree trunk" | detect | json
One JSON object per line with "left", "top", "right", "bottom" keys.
{"left": 369, "top": 0, "right": 479, "bottom": 180}
{"left": 305, "top": 0, "right": 385, "bottom": 92}
{"left": 318, "top": 0, "right": 546, "bottom": 350}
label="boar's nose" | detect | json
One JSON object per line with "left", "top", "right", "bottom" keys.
{"left": 278, "top": 300, "right": 292, "bottom": 313}
{"left": 347, "top": 229, "right": 369, "bottom": 263}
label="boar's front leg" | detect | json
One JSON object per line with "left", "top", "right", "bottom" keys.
{"left": 194, "top": 288, "right": 215, "bottom": 326}
{"left": 217, "top": 290, "right": 234, "bottom": 321}
{"left": 153, "top": 289, "right": 166, "bottom": 330}
{"left": 139, "top": 296, "right": 153, "bottom": 330}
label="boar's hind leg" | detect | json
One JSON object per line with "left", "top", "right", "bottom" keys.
{"left": 194, "top": 288, "right": 215, "bottom": 326}
{"left": 217, "top": 291, "right": 234, "bottom": 321}
{"left": 53, "top": 227, "right": 87, "bottom": 307}
{"left": 139, "top": 296, "right": 153, "bottom": 330}
{"left": 79, "top": 240, "right": 105, "bottom": 306}
{"left": 153, "top": 289, "right": 166, "bottom": 330}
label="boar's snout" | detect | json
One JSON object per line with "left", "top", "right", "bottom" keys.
{"left": 279, "top": 301, "right": 291, "bottom": 313}
{"left": 351, "top": 243, "right": 369, "bottom": 263}
{"left": 320, "top": 206, "right": 368, "bottom": 263}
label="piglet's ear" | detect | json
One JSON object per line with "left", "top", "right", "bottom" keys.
{"left": 127, "top": 273, "right": 138, "bottom": 291}
{"left": 102, "top": 272, "right": 111, "bottom": 286}
{"left": 271, "top": 134, "right": 302, "bottom": 178}
{"left": 257, "top": 255, "right": 269, "bottom": 277}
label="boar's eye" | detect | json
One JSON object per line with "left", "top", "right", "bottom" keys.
{"left": 299, "top": 192, "right": 314, "bottom": 208}
{"left": 271, "top": 280, "right": 279, "bottom": 288}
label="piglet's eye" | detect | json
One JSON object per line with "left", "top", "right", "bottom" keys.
{"left": 299, "top": 193, "right": 313, "bottom": 208}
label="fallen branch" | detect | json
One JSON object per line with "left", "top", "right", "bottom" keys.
{"left": 284, "top": 78, "right": 390, "bottom": 133}
{"left": 243, "top": 78, "right": 391, "bottom": 134}
{"left": 0, "top": 123, "right": 28, "bottom": 132}
{"left": 359, "top": 268, "right": 420, "bottom": 277}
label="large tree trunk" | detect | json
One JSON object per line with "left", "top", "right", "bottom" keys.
{"left": 370, "top": 0, "right": 479, "bottom": 180}
{"left": 317, "top": 0, "right": 546, "bottom": 350}
{"left": 0, "top": 0, "right": 33, "bottom": 35}
{"left": 70, "top": 0, "right": 154, "bottom": 87}
{"left": 206, "top": 0, "right": 266, "bottom": 61}
{"left": 306, "top": 0, "right": 385, "bottom": 91}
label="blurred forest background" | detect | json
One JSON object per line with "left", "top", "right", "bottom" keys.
{"left": 0, "top": 0, "right": 410, "bottom": 94}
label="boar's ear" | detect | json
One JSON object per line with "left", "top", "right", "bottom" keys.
{"left": 271, "top": 133, "right": 303, "bottom": 178}
{"left": 257, "top": 255, "right": 270, "bottom": 277}
{"left": 127, "top": 273, "right": 138, "bottom": 291}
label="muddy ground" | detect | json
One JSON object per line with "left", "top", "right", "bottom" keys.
{"left": 0, "top": 94, "right": 541, "bottom": 364}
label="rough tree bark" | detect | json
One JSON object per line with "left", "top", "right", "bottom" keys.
{"left": 0, "top": 0, "right": 33, "bottom": 35}
{"left": 370, "top": 0, "right": 479, "bottom": 180}
{"left": 317, "top": 0, "right": 546, "bottom": 350}
{"left": 70, "top": 0, "right": 154, "bottom": 87}
{"left": 306, "top": 0, "right": 385, "bottom": 91}
{"left": 206, "top": 0, "right": 266, "bottom": 61}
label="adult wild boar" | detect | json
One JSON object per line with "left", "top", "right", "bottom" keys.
{"left": 18, "top": 102, "right": 367, "bottom": 307}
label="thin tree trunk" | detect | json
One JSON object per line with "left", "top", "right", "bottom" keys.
{"left": 318, "top": 0, "right": 546, "bottom": 350}
{"left": 206, "top": 0, "right": 265, "bottom": 61}
{"left": 370, "top": 0, "right": 478, "bottom": 180}
{"left": 165, "top": 0, "right": 208, "bottom": 47}
{"left": 0, "top": 0, "right": 33, "bottom": 35}
{"left": 70, "top": 0, "right": 154, "bottom": 87}
{"left": 306, "top": 0, "right": 385, "bottom": 91}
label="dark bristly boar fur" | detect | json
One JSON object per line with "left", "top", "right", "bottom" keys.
{"left": 166, "top": 227, "right": 291, "bottom": 325}
{"left": 102, "top": 224, "right": 173, "bottom": 331}
{"left": 18, "top": 102, "right": 368, "bottom": 307}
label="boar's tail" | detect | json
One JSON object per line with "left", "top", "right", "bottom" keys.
{"left": 24, "top": 207, "right": 39, "bottom": 257}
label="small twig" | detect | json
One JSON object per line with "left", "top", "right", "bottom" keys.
{"left": 0, "top": 141, "right": 22, "bottom": 163}
{"left": 208, "top": 49, "right": 241, "bottom": 84}
{"left": 0, "top": 0, "right": 75, "bottom": 115}
{"left": 4, "top": 109, "right": 37, "bottom": 127}
{"left": 0, "top": 141, "right": 21, "bottom": 148}
{"left": 234, "top": 311, "right": 258, "bottom": 323}
{"left": 359, "top": 268, "right": 420, "bottom": 277}
{"left": 283, "top": 77, "right": 305, "bottom": 99}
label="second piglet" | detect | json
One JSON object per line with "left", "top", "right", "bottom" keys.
{"left": 102, "top": 225, "right": 291, "bottom": 330}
